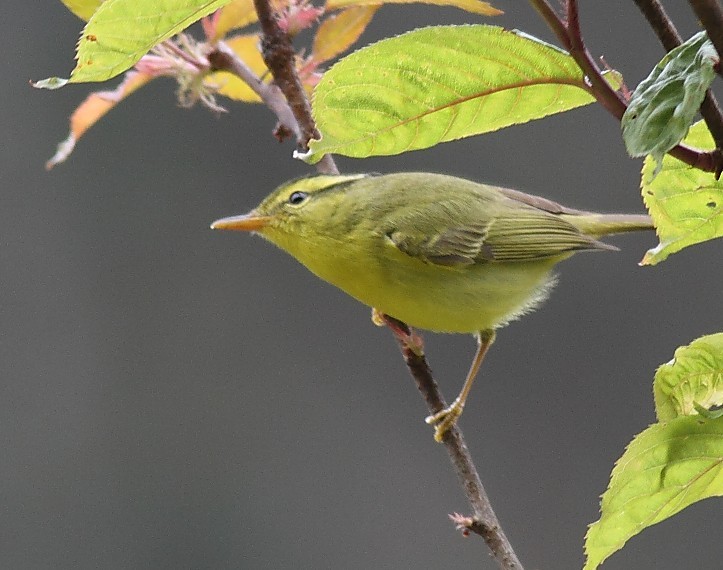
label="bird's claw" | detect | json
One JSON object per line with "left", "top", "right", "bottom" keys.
{"left": 425, "top": 398, "right": 464, "bottom": 442}
{"left": 372, "top": 308, "right": 424, "bottom": 356}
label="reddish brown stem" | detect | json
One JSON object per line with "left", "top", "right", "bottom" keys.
{"left": 529, "top": 0, "right": 723, "bottom": 174}
{"left": 252, "top": 0, "right": 338, "bottom": 176}
{"left": 382, "top": 315, "right": 524, "bottom": 570}
{"left": 689, "top": 0, "right": 723, "bottom": 70}
{"left": 632, "top": 0, "right": 723, "bottom": 171}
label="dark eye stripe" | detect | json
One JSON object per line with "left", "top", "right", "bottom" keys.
{"left": 288, "top": 191, "right": 308, "bottom": 205}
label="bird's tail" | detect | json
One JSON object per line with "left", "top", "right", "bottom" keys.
{"left": 562, "top": 213, "right": 654, "bottom": 238}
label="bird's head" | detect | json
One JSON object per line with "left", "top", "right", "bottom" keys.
{"left": 210, "top": 173, "right": 372, "bottom": 252}
{"left": 210, "top": 173, "right": 371, "bottom": 234}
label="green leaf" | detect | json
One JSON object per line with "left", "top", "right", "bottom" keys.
{"left": 654, "top": 333, "right": 723, "bottom": 422}
{"left": 641, "top": 120, "right": 723, "bottom": 265}
{"left": 622, "top": 32, "right": 718, "bottom": 171}
{"left": 694, "top": 402, "right": 723, "bottom": 420}
{"left": 584, "top": 415, "right": 723, "bottom": 570}
{"left": 306, "top": 25, "right": 610, "bottom": 161}
{"left": 37, "top": 0, "right": 232, "bottom": 87}
{"left": 60, "top": 0, "right": 105, "bottom": 21}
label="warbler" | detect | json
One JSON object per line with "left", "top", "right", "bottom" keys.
{"left": 211, "top": 172, "right": 652, "bottom": 441}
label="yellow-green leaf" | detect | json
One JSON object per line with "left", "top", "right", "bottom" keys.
{"left": 584, "top": 415, "right": 723, "bottom": 570}
{"left": 307, "top": 25, "right": 606, "bottom": 161}
{"left": 641, "top": 120, "right": 723, "bottom": 265}
{"left": 325, "top": 0, "right": 502, "bottom": 16}
{"left": 60, "top": 0, "right": 105, "bottom": 20}
{"left": 39, "top": 0, "right": 234, "bottom": 87}
{"left": 654, "top": 333, "right": 723, "bottom": 422}
{"left": 46, "top": 71, "right": 154, "bottom": 169}
{"left": 207, "top": 34, "right": 267, "bottom": 102}
{"left": 212, "top": 0, "right": 256, "bottom": 40}
{"left": 312, "top": 6, "right": 379, "bottom": 64}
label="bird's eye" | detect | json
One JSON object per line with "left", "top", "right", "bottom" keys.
{"left": 288, "top": 191, "right": 308, "bottom": 205}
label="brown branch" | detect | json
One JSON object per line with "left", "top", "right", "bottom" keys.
{"left": 383, "top": 315, "right": 524, "bottom": 570}
{"left": 689, "top": 0, "right": 723, "bottom": 69}
{"left": 220, "top": 2, "right": 519, "bottom": 565}
{"left": 565, "top": 0, "right": 628, "bottom": 119}
{"left": 254, "top": 0, "right": 337, "bottom": 172}
{"left": 529, "top": 0, "right": 723, "bottom": 174}
{"left": 631, "top": 0, "right": 683, "bottom": 49}
{"left": 633, "top": 0, "right": 723, "bottom": 170}
{"left": 208, "top": 42, "right": 338, "bottom": 175}
{"left": 252, "top": 0, "right": 338, "bottom": 175}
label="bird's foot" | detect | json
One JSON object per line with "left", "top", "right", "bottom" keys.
{"left": 425, "top": 398, "right": 464, "bottom": 442}
{"left": 371, "top": 308, "right": 424, "bottom": 356}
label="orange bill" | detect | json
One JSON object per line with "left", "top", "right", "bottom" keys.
{"left": 210, "top": 212, "right": 272, "bottom": 232}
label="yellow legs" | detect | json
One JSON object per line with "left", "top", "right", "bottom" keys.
{"left": 373, "top": 307, "right": 497, "bottom": 442}
{"left": 425, "top": 329, "right": 496, "bottom": 442}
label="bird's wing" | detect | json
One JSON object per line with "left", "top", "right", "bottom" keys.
{"left": 384, "top": 200, "right": 612, "bottom": 267}
{"left": 483, "top": 210, "right": 615, "bottom": 261}
{"left": 386, "top": 222, "right": 493, "bottom": 266}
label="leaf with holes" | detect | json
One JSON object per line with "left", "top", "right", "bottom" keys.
{"left": 584, "top": 415, "right": 723, "bottom": 570}
{"left": 641, "top": 120, "right": 723, "bottom": 265}
{"left": 35, "top": 0, "right": 233, "bottom": 87}
{"left": 306, "top": 25, "right": 617, "bottom": 161}
{"left": 654, "top": 333, "right": 723, "bottom": 422}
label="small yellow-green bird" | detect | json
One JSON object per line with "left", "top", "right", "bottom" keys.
{"left": 211, "top": 172, "right": 652, "bottom": 441}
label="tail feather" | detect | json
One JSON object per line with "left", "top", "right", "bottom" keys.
{"left": 562, "top": 213, "right": 654, "bottom": 238}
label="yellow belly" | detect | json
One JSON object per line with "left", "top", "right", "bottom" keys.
{"left": 281, "top": 232, "right": 563, "bottom": 333}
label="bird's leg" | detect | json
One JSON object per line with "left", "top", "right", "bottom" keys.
{"left": 425, "top": 329, "right": 496, "bottom": 442}
{"left": 372, "top": 308, "right": 424, "bottom": 356}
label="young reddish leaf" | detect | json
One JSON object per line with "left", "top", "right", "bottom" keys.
{"left": 325, "top": 0, "right": 502, "bottom": 16}
{"left": 277, "top": 3, "right": 325, "bottom": 35}
{"left": 212, "top": 0, "right": 257, "bottom": 40}
{"left": 312, "top": 6, "right": 379, "bottom": 64}
{"left": 46, "top": 71, "right": 153, "bottom": 169}
{"left": 206, "top": 34, "right": 268, "bottom": 102}
{"left": 212, "top": 0, "right": 292, "bottom": 39}
{"left": 60, "top": 0, "right": 105, "bottom": 21}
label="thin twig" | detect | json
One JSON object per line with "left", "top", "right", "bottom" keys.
{"left": 207, "top": 41, "right": 338, "bottom": 175}
{"left": 383, "top": 316, "right": 524, "bottom": 570}
{"left": 207, "top": 42, "right": 301, "bottom": 140}
{"left": 252, "top": 0, "right": 338, "bottom": 175}
{"left": 632, "top": 0, "right": 723, "bottom": 169}
{"left": 689, "top": 0, "right": 723, "bottom": 68}
{"left": 529, "top": 0, "right": 722, "bottom": 173}
{"left": 631, "top": 0, "right": 683, "bottom": 49}
{"left": 232, "top": 1, "right": 519, "bottom": 564}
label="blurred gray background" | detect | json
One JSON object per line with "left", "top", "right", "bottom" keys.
{"left": 4, "top": 2, "right": 722, "bottom": 569}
